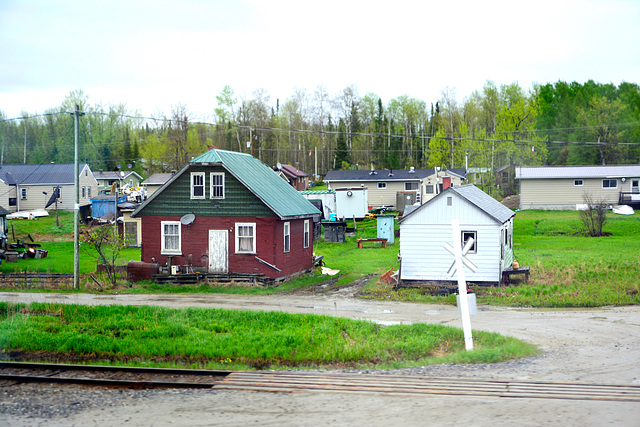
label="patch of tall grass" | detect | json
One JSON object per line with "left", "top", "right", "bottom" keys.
{"left": 0, "top": 302, "right": 537, "bottom": 369}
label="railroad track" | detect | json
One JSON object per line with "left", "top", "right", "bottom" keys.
{"left": 3, "top": 362, "right": 640, "bottom": 402}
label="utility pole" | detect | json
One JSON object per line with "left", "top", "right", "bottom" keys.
{"left": 72, "top": 105, "right": 84, "bottom": 289}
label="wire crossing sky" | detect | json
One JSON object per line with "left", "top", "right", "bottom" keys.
{"left": 1, "top": 0, "right": 639, "bottom": 119}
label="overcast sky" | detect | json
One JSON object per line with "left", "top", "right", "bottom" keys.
{"left": 1, "top": 0, "right": 639, "bottom": 120}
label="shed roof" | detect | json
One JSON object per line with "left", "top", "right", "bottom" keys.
{"left": 142, "top": 173, "right": 175, "bottom": 186}
{"left": 400, "top": 184, "right": 515, "bottom": 225}
{"left": 516, "top": 165, "right": 640, "bottom": 179}
{"left": 0, "top": 163, "right": 89, "bottom": 185}
{"left": 280, "top": 164, "right": 308, "bottom": 178}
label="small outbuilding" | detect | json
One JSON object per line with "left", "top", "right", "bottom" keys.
{"left": 398, "top": 184, "right": 516, "bottom": 285}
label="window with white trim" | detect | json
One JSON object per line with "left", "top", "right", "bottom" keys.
{"left": 602, "top": 179, "right": 617, "bottom": 188}
{"left": 378, "top": 182, "right": 386, "bottom": 189}
{"left": 82, "top": 187, "right": 86, "bottom": 198}
{"left": 405, "top": 182, "right": 418, "bottom": 191}
{"left": 574, "top": 179, "right": 583, "bottom": 186}
{"left": 20, "top": 188, "right": 27, "bottom": 200}
{"left": 303, "top": 220, "right": 310, "bottom": 248}
{"left": 236, "top": 223, "right": 256, "bottom": 253}
{"left": 191, "top": 172, "right": 205, "bottom": 199}
{"left": 425, "top": 185, "right": 434, "bottom": 194}
{"left": 462, "top": 231, "right": 477, "bottom": 254}
{"left": 210, "top": 172, "right": 225, "bottom": 199}
{"left": 161, "top": 221, "right": 181, "bottom": 254}
{"left": 284, "top": 222, "right": 290, "bottom": 253}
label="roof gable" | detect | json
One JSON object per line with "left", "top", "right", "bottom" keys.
{"left": 134, "top": 149, "right": 319, "bottom": 219}
{"left": 400, "top": 184, "right": 515, "bottom": 225}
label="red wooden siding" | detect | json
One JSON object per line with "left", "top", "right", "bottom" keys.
{"left": 140, "top": 215, "right": 314, "bottom": 280}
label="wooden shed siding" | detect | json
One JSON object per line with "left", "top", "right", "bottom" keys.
{"left": 139, "top": 166, "right": 275, "bottom": 218}
{"left": 520, "top": 178, "right": 629, "bottom": 209}
{"left": 140, "top": 215, "right": 313, "bottom": 280}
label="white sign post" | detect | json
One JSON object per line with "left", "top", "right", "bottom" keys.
{"left": 445, "top": 219, "right": 476, "bottom": 351}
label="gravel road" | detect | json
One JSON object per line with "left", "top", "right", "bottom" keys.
{"left": 2, "top": 289, "right": 640, "bottom": 426}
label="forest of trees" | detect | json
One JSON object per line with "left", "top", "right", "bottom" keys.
{"left": 1, "top": 80, "right": 639, "bottom": 189}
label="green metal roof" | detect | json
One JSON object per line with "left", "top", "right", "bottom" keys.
{"left": 190, "top": 149, "right": 320, "bottom": 219}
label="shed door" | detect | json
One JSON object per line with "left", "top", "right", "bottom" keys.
{"left": 208, "top": 230, "right": 228, "bottom": 273}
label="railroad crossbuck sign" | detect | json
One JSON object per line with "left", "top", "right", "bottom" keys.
{"left": 445, "top": 219, "right": 477, "bottom": 351}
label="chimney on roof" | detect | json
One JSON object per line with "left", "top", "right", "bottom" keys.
{"left": 409, "top": 166, "right": 415, "bottom": 173}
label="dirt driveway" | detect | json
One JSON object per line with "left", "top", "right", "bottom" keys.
{"left": 2, "top": 287, "right": 640, "bottom": 426}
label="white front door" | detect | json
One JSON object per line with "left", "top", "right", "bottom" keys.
{"left": 208, "top": 230, "right": 228, "bottom": 273}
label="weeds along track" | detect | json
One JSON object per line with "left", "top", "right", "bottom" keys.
{"left": 3, "top": 362, "right": 640, "bottom": 402}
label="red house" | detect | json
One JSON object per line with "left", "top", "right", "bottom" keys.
{"left": 131, "top": 149, "right": 320, "bottom": 281}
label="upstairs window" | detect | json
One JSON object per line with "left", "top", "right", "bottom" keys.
{"left": 191, "top": 172, "right": 205, "bottom": 199}
{"left": 210, "top": 172, "right": 225, "bottom": 199}
{"left": 284, "top": 222, "right": 290, "bottom": 253}
{"left": 574, "top": 179, "right": 583, "bottom": 186}
{"left": 425, "top": 185, "right": 434, "bottom": 194}
{"left": 602, "top": 179, "right": 617, "bottom": 189}
{"left": 378, "top": 182, "right": 387, "bottom": 189}
{"left": 405, "top": 182, "right": 419, "bottom": 191}
{"left": 161, "top": 221, "right": 181, "bottom": 254}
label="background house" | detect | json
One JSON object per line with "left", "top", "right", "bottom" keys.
{"left": 398, "top": 184, "right": 515, "bottom": 285}
{"left": 516, "top": 165, "right": 640, "bottom": 210}
{"left": 0, "top": 163, "right": 97, "bottom": 213}
{"left": 277, "top": 164, "right": 309, "bottom": 191}
{"left": 142, "top": 172, "right": 176, "bottom": 197}
{"left": 94, "top": 170, "right": 143, "bottom": 193}
{"left": 324, "top": 167, "right": 466, "bottom": 210}
{"left": 132, "top": 149, "right": 320, "bottom": 280}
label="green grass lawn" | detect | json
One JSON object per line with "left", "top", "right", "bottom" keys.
{"left": 0, "top": 302, "right": 537, "bottom": 370}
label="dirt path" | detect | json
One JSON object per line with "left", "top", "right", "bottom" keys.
{"left": 2, "top": 290, "right": 640, "bottom": 426}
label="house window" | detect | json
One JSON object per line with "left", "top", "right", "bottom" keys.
{"left": 378, "top": 182, "right": 386, "bottom": 189}
{"left": 88, "top": 187, "right": 92, "bottom": 198}
{"left": 210, "top": 172, "right": 225, "bottom": 199}
{"left": 9, "top": 198, "right": 16, "bottom": 207}
{"left": 303, "top": 220, "right": 310, "bottom": 248}
{"left": 82, "top": 187, "right": 86, "bottom": 198}
{"left": 602, "top": 179, "right": 617, "bottom": 189}
{"left": 20, "top": 188, "right": 27, "bottom": 200}
{"left": 236, "top": 223, "right": 256, "bottom": 253}
{"left": 284, "top": 222, "right": 290, "bottom": 253}
{"left": 425, "top": 185, "right": 434, "bottom": 194}
{"left": 191, "top": 172, "right": 205, "bottom": 199}
{"left": 462, "top": 231, "right": 477, "bottom": 254}
{"left": 405, "top": 182, "right": 418, "bottom": 191}
{"left": 447, "top": 196, "right": 452, "bottom": 206}
{"left": 161, "top": 221, "right": 181, "bottom": 254}
{"left": 574, "top": 180, "right": 583, "bottom": 186}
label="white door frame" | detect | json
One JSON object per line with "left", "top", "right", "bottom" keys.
{"left": 208, "top": 229, "right": 228, "bottom": 273}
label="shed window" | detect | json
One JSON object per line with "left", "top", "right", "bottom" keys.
{"left": 462, "top": 231, "right": 477, "bottom": 254}
{"left": 303, "top": 220, "right": 310, "bottom": 248}
{"left": 284, "top": 222, "right": 290, "bottom": 253}
{"left": 210, "top": 172, "right": 225, "bottom": 199}
{"left": 602, "top": 179, "right": 617, "bottom": 188}
{"left": 405, "top": 182, "right": 418, "bottom": 191}
{"left": 236, "top": 223, "right": 256, "bottom": 254}
{"left": 191, "top": 172, "right": 205, "bottom": 199}
{"left": 161, "top": 221, "right": 181, "bottom": 254}
{"left": 378, "top": 182, "right": 387, "bottom": 189}
{"left": 574, "top": 179, "right": 583, "bottom": 186}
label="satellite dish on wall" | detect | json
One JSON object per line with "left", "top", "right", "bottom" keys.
{"left": 180, "top": 214, "right": 195, "bottom": 225}
{"left": 276, "top": 162, "right": 282, "bottom": 170}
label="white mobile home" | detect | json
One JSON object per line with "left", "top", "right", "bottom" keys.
{"left": 399, "top": 185, "right": 516, "bottom": 284}
{"left": 516, "top": 165, "right": 640, "bottom": 210}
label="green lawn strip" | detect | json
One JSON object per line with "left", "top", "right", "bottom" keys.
{"left": 0, "top": 302, "right": 537, "bottom": 369}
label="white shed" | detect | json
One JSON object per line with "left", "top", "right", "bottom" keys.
{"left": 335, "top": 187, "right": 368, "bottom": 220}
{"left": 398, "top": 184, "right": 516, "bottom": 284}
